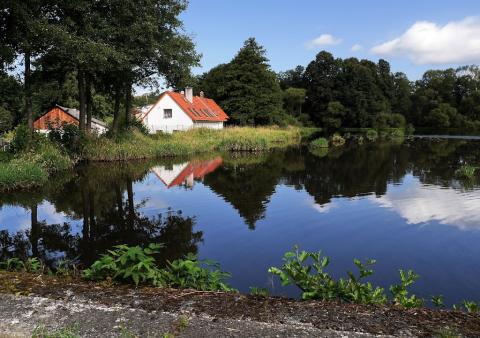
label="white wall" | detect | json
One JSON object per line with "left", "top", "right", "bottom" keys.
{"left": 143, "top": 95, "right": 194, "bottom": 133}
{"left": 193, "top": 121, "right": 224, "bottom": 129}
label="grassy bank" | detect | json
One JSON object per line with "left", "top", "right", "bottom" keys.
{"left": 83, "top": 127, "right": 302, "bottom": 161}
{"left": 0, "top": 142, "right": 73, "bottom": 191}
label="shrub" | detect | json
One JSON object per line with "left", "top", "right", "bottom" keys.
{"left": 83, "top": 243, "right": 234, "bottom": 291}
{"left": 365, "top": 129, "right": 378, "bottom": 141}
{"left": 330, "top": 134, "right": 345, "bottom": 147}
{"left": 390, "top": 270, "right": 424, "bottom": 308}
{"left": 455, "top": 165, "right": 477, "bottom": 179}
{"left": 10, "top": 124, "right": 31, "bottom": 153}
{"left": 309, "top": 137, "right": 328, "bottom": 150}
{"left": 83, "top": 243, "right": 163, "bottom": 286}
{"left": 0, "top": 257, "right": 42, "bottom": 273}
{"left": 268, "top": 246, "right": 387, "bottom": 304}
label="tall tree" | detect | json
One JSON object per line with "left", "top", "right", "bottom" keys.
{"left": 199, "top": 38, "right": 285, "bottom": 125}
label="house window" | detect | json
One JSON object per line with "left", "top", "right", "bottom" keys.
{"left": 164, "top": 109, "right": 172, "bottom": 118}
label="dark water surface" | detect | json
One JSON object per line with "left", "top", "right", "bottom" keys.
{"left": 1, "top": 139, "right": 480, "bottom": 305}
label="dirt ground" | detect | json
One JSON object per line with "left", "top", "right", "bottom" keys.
{"left": 0, "top": 271, "right": 479, "bottom": 337}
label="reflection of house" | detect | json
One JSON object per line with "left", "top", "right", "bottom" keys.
{"left": 34, "top": 105, "right": 107, "bottom": 134}
{"left": 152, "top": 157, "right": 223, "bottom": 188}
{"left": 139, "top": 87, "right": 229, "bottom": 133}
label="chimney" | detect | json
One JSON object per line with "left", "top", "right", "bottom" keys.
{"left": 199, "top": 91, "right": 205, "bottom": 98}
{"left": 185, "top": 87, "right": 193, "bottom": 103}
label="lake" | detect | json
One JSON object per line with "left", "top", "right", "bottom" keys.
{"left": 1, "top": 138, "right": 480, "bottom": 305}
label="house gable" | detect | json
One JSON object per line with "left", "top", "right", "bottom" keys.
{"left": 34, "top": 106, "right": 78, "bottom": 130}
{"left": 142, "top": 93, "right": 195, "bottom": 133}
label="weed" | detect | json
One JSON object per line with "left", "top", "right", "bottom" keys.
{"left": 431, "top": 295, "right": 445, "bottom": 308}
{"left": 0, "top": 257, "right": 41, "bottom": 273}
{"left": 249, "top": 287, "right": 269, "bottom": 297}
{"left": 83, "top": 243, "right": 163, "bottom": 286}
{"left": 309, "top": 137, "right": 329, "bottom": 150}
{"left": 435, "top": 327, "right": 462, "bottom": 338}
{"left": 390, "top": 270, "right": 424, "bottom": 308}
{"left": 32, "top": 323, "right": 80, "bottom": 338}
{"left": 268, "top": 246, "right": 387, "bottom": 304}
{"left": 330, "top": 134, "right": 345, "bottom": 147}
{"left": 463, "top": 300, "right": 479, "bottom": 313}
{"left": 83, "top": 244, "right": 235, "bottom": 291}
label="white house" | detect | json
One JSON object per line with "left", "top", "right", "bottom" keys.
{"left": 139, "top": 88, "right": 229, "bottom": 133}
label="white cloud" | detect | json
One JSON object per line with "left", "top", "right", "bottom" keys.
{"left": 370, "top": 175, "right": 480, "bottom": 231}
{"left": 351, "top": 44, "right": 363, "bottom": 52}
{"left": 371, "top": 17, "right": 480, "bottom": 64}
{"left": 307, "top": 34, "right": 342, "bottom": 49}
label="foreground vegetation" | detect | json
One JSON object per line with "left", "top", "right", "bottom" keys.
{"left": 1, "top": 244, "right": 479, "bottom": 313}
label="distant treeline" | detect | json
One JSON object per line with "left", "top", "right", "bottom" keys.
{"left": 197, "top": 40, "right": 480, "bottom": 131}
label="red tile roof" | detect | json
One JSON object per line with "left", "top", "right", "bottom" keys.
{"left": 167, "top": 157, "right": 223, "bottom": 188}
{"left": 142, "top": 91, "right": 229, "bottom": 122}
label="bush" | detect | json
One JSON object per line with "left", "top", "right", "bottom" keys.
{"left": 330, "top": 134, "right": 345, "bottom": 147}
{"left": 365, "top": 129, "right": 378, "bottom": 141}
{"left": 455, "top": 165, "right": 477, "bottom": 179}
{"left": 309, "top": 137, "right": 329, "bottom": 150}
{"left": 268, "top": 246, "right": 387, "bottom": 304}
{"left": 10, "top": 124, "right": 31, "bottom": 153}
{"left": 83, "top": 243, "right": 234, "bottom": 291}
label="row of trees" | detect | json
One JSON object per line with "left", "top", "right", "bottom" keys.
{"left": 279, "top": 53, "right": 480, "bottom": 130}
{"left": 198, "top": 39, "right": 480, "bottom": 130}
{"left": 0, "top": 0, "right": 199, "bottom": 135}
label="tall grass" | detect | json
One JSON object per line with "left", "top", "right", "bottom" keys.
{"left": 0, "top": 141, "right": 73, "bottom": 191}
{"left": 83, "top": 127, "right": 301, "bottom": 162}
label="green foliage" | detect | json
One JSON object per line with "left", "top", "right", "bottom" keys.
{"left": 0, "top": 257, "right": 42, "bottom": 273}
{"left": 463, "top": 300, "right": 479, "bottom": 313}
{"left": 83, "top": 243, "right": 163, "bottom": 286}
{"left": 268, "top": 246, "right": 387, "bottom": 304}
{"left": 309, "top": 137, "right": 329, "bottom": 150}
{"left": 161, "top": 253, "right": 234, "bottom": 291}
{"left": 0, "top": 106, "right": 13, "bottom": 133}
{"left": 48, "top": 124, "right": 85, "bottom": 155}
{"left": 431, "top": 295, "right": 445, "bottom": 308}
{"left": 249, "top": 287, "right": 269, "bottom": 297}
{"left": 10, "top": 124, "right": 31, "bottom": 153}
{"left": 32, "top": 324, "right": 80, "bottom": 338}
{"left": 366, "top": 129, "right": 378, "bottom": 141}
{"left": 198, "top": 38, "right": 286, "bottom": 126}
{"left": 330, "top": 134, "right": 345, "bottom": 147}
{"left": 389, "top": 270, "right": 424, "bottom": 308}
{"left": 455, "top": 165, "right": 477, "bottom": 179}
{"left": 0, "top": 157, "right": 47, "bottom": 190}
{"left": 83, "top": 244, "right": 234, "bottom": 291}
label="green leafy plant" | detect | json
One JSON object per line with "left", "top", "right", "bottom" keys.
{"left": 309, "top": 137, "right": 329, "bottom": 149}
{"left": 161, "top": 253, "right": 234, "bottom": 291}
{"left": 389, "top": 270, "right": 424, "bottom": 308}
{"left": 83, "top": 243, "right": 163, "bottom": 286}
{"left": 83, "top": 244, "right": 234, "bottom": 291}
{"left": 330, "top": 134, "right": 345, "bottom": 147}
{"left": 0, "top": 257, "right": 41, "bottom": 272}
{"left": 268, "top": 246, "right": 386, "bottom": 304}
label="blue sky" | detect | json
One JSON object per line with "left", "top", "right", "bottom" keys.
{"left": 181, "top": 0, "right": 480, "bottom": 80}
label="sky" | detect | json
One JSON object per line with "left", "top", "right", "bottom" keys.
{"left": 181, "top": 0, "right": 480, "bottom": 80}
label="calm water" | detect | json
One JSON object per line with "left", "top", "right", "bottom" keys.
{"left": 1, "top": 139, "right": 480, "bottom": 305}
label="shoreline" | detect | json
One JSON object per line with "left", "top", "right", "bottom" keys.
{"left": 1, "top": 271, "right": 479, "bottom": 337}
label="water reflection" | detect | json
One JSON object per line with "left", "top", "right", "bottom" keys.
{"left": 0, "top": 139, "right": 480, "bottom": 303}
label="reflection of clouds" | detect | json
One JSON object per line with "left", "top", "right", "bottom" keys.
{"left": 372, "top": 175, "right": 480, "bottom": 230}
{"left": 0, "top": 201, "right": 71, "bottom": 233}
{"left": 311, "top": 201, "right": 336, "bottom": 214}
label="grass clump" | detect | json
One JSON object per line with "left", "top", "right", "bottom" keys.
{"left": 0, "top": 140, "right": 73, "bottom": 191}
{"left": 455, "top": 164, "right": 477, "bottom": 179}
{"left": 309, "top": 137, "right": 329, "bottom": 150}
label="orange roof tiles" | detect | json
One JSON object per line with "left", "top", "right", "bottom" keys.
{"left": 142, "top": 91, "right": 229, "bottom": 123}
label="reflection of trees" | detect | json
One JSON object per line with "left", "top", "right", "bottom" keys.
{"left": 0, "top": 161, "right": 203, "bottom": 268}
{"left": 204, "top": 151, "right": 286, "bottom": 229}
